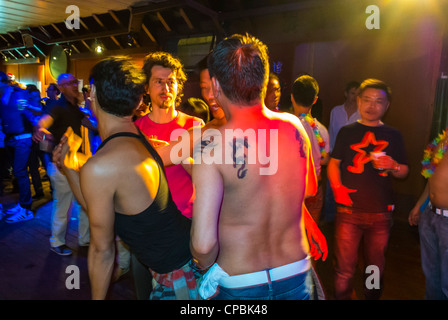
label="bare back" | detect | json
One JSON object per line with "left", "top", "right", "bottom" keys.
{"left": 193, "top": 108, "right": 315, "bottom": 276}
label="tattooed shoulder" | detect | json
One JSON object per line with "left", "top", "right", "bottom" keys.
{"left": 295, "top": 128, "right": 307, "bottom": 158}
{"left": 230, "top": 136, "right": 250, "bottom": 179}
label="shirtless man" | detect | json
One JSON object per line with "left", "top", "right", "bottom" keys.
{"left": 55, "top": 57, "right": 199, "bottom": 300}
{"left": 190, "top": 33, "right": 319, "bottom": 300}
{"left": 409, "top": 132, "right": 448, "bottom": 299}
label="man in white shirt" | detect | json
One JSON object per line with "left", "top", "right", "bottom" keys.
{"left": 329, "top": 81, "right": 361, "bottom": 152}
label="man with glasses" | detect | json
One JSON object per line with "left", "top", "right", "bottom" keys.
{"left": 33, "top": 73, "right": 90, "bottom": 255}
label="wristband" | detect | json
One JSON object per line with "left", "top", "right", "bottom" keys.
{"left": 393, "top": 161, "right": 400, "bottom": 172}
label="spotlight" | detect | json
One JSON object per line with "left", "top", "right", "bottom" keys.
{"left": 127, "top": 34, "right": 135, "bottom": 47}
{"left": 93, "top": 40, "right": 105, "bottom": 54}
{"left": 63, "top": 45, "right": 72, "bottom": 55}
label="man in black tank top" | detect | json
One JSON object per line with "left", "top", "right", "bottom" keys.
{"left": 53, "top": 56, "right": 201, "bottom": 300}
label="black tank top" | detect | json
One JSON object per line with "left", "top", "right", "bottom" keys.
{"left": 96, "top": 130, "right": 192, "bottom": 274}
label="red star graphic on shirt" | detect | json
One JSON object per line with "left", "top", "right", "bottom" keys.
{"left": 347, "top": 131, "right": 389, "bottom": 174}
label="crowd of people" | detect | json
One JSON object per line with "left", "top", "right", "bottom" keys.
{"left": 0, "top": 33, "right": 447, "bottom": 300}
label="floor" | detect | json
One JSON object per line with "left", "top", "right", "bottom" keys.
{"left": 0, "top": 173, "right": 426, "bottom": 300}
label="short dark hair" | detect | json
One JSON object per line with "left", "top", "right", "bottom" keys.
{"left": 291, "top": 75, "right": 319, "bottom": 107}
{"left": 208, "top": 33, "right": 269, "bottom": 105}
{"left": 26, "top": 84, "right": 40, "bottom": 93}
{"left": 89, "top": 56, "right": 146, "bottom": 117}
{"left": 47, "top": 83, "right": 60, "bottom": 95}
{"left": 345, "top": 81, "right": 360, "bottom": 93}
{"left": 142, "top": 51, "right": 187, "bottom": 107}
{"left": 359, "top": 78, "right": 392, "bottom": 101}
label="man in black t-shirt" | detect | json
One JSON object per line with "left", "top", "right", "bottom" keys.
{"left": 33, "top": 73, "right": 90, "bottom": 256}
{"left": 327, "top": 78, "right": 408, "bottom": 300}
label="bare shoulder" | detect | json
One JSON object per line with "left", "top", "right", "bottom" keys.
{"left": 81, "top": 139, "right": 131, "bottom": 181}
{"left": 193, "top": 126, "right": 224, "bottom": 165}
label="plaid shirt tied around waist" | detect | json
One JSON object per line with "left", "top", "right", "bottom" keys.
{"left": 149, "top": 260, "right": 202, "bottom": 300}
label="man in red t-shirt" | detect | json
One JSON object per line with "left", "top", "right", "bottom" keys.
{"left": 135, "top": 52, "right": 204, "bottom": 219}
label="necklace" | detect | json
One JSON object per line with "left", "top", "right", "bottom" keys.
{"left": 300, "top": 113, "right": 327, "bottom": 159}
{"left": 421, "top": 129, "right": 448, "bottom": 178}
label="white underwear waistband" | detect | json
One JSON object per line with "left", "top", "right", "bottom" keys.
{"left": 220, "top": 257, "right": 311, "bottom": 289}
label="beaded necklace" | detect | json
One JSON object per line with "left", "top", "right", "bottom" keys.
{"left": 421, "top": 129, "right": 448, "bottom": 178}
{"left": 300, "top": 113, "right": 327, "bottom": 159}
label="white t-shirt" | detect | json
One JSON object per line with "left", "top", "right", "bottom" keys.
{"left": 329, "top": 104, "right": 360, "bottom": 152}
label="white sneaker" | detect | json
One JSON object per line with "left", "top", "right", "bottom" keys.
{"left": 5, "top": 203, "right": 21, "bottom": 214}
{"left": 5, "top": 206, "right": 34, "bottom": 223}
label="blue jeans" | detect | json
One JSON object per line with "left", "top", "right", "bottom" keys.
{"left": 5, "top": 137, "right": 32, "bottom": 209}
{"left": 334, "top": 209, "right": 393, "bottom": 300}
{"left": 419, "top": 206, "right": 448, "bottom": 300}
{"left": 211, "top": 270, "right": 312, "bottom": 300}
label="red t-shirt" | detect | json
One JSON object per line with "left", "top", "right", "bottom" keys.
{"left": 135, "top": 112, "right": 204, "bottom": 218}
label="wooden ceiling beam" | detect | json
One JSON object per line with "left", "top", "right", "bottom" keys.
{"left": 156, "top": 12, "right": 171, "bottom": 32}
{"left": 142, "top": 23, "right": 157, "bottom": 43}
{"left": 179, "top": 8, "right": 194, "bottom": 30}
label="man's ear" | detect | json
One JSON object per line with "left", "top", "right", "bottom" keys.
{"left": 211, "top": 77, "right": 221, "bottom": 98}
{"left": 90, "top": 84, "right": 98, "bottom": 113}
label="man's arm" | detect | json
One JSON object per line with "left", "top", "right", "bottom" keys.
{"left": 80, "top": 161, "right": 116, "bottom": 299}
{"left": 327, "top": 157, "right": 357, "bottom": 206}
{"left": 409, "top": 182, "right": 429, "bottom": 226}
{"left": 53, "top": 133, "right": 115, "bottom": 299}
{"left": 33, "top": 113, "right": 53, "bottom": 142}
{"left": 53, "top": 131, "right": 90, "bottom": 211}
{"left": 303, "top": 206, "right": 328, "bottom": 261}
{"left": 190, "top": 146, "right": 224, "bottom": 270}
{"left": 153, "top": 116, "right": 226, "bottom": 167}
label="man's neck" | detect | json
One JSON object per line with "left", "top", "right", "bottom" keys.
{"left": 62, "top": 94, "right": 77, "bottom": 106}
{"left": 226, "top": 102, "right": 264, "bottom": 123}
{"left": 293, "top": 104, "right": 311, "bottom": 117}
{"left": 98, "top": 113, "right": 137, "bottom": 140}
{"left": 358, "top": 119, "right": 383, "bottom": 127}
{"left": 344, "top": 101, "right": 357, "bottom": 117}
{"left": 148, "top": 104, "right": 178, "bottom": 123}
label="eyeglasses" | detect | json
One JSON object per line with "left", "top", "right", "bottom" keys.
{"left": 59, "top": 79, "right": 79, "bottom": 87}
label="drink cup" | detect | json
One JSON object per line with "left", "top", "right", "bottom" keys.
{"left": 370, "top": 151, "right": 386, "bottom": 170}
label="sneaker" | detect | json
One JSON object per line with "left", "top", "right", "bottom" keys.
{"left": 5, "top": 207, "right": 34, "bottom": 223}
{"left": 5, "top": 203, "right": 21, "bottom": 214}
{"left": 50, "top": 245, "right": 73, "bottom": 256}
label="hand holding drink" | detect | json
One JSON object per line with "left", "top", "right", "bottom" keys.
{"left": 370, "top": 151, "right": 398, "bottom": 172}
{"left": 370, "top": 151, "right": 386, "bottom": 170}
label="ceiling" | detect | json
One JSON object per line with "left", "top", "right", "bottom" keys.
{"left": 0, "top": 0, "right": 444, "bottom": 66}
{"left": 0, "top": 0, "right": 342, "bottom": 61}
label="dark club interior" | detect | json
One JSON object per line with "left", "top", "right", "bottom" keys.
{"left": 1, "top": 0, "right": 447, "bottom": 302}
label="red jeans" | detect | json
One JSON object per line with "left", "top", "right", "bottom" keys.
{"left": 334, "top": 208, "right": 393, "bottom": 300}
